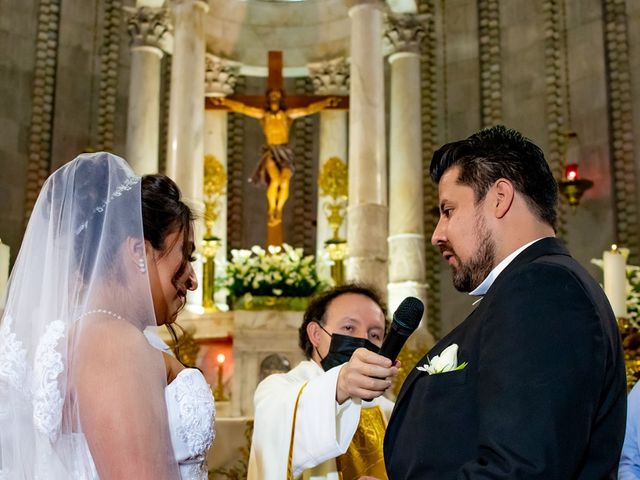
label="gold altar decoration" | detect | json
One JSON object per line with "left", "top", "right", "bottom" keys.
{"left": 167, "top": 325, "right": 200, "bottom": 368}
{"left": 204, "top": 154, "right": 227, "bottom": 200}
{"left": 391, "top": 345, "right": 424, "bottom": 398}
{"left": 202, "top": 236, "right": 221, "bottom": 310}
{"left": 617, "top": 318, "right": 640, "bottom": 391}
{"left": 203, "top": 154, "right": 227, "bottom": 310}
{"left": 318, "top": 156, "right": 348, "bottom": 285}
{"left": 318, "top": 156, "right": 348, "bottom": 200}
{"left": 325, "top": 237, "right": 347, "bottom": 286}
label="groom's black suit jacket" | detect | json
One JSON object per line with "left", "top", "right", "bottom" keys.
{"left": 384, "top": 238, "right": 626, "bottom": 479}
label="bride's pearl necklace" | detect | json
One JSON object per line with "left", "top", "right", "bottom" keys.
{"left": 80, "top": 309, "right": 125, "bottom": 322}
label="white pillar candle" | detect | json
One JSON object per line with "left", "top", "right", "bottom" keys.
{"left": 603, "top": 245, "right": 627, "bottom": 318}
{"left": 0, "top": 239, "right": 9, "bottom": 309}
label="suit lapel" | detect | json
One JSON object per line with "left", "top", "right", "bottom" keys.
{"left": 393, "top": 237, "right": 569, "bottom": 409}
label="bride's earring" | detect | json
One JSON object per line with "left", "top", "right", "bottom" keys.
{"left": 137, "top": 257, "right": 146, "bottom": 273}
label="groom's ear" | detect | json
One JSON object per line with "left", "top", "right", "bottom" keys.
{"left": 492, "top": 178, "right": 515, "bottom": 219}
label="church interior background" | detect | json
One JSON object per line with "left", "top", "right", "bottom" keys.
{"left": 1, "top": 0, "right": 640, "bottom": 477}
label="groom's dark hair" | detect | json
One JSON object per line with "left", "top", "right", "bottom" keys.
{"left": 298, "top": 284, "right": 387, "bottom": 359}
{"left": 430, "top": 125, "right": 559, "bottom": 229}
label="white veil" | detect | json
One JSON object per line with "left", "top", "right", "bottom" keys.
{"left": 0, "top": 152, "right": 180, "bottom": 478}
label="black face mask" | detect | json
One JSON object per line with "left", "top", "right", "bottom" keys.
{"left": 318, "top": 330, "right": 380, "bottom": 371}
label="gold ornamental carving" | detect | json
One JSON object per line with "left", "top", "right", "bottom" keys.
{"left": 318, "top": 156, "right": 348, "bottom": 240}
{"left": 202, "top": 154, "right": 226, "bottom": 310}
{"left": 318, "top": 156, "right": 348, "bottom": 284}
{"left": 204, "top": 154, "right": 227, "bottom": 236}
{"left": 318, "top": 156, "right": 348, "bottom": 199}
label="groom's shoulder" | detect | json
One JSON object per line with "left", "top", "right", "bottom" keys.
{"left": 489, "top": 257, "right": 602, "bottom": 316}
{"left": 500, "top": 251, "right": 592, "bottom": 290}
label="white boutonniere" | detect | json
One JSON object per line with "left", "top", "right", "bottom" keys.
{"left": 416, "top": 343, "right": 468, "bottom": 375}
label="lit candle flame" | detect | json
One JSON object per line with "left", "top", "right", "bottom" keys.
{"left": 564, "top": 163, "right": 579, "bottom": 181}
{"left": 217, "top": 353, "right": 225, "bottom": 365}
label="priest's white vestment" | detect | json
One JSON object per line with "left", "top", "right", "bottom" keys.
{"left": 247, "top": 359, "right": 394, "bottom": 480}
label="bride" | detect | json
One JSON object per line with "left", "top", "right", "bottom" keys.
{"left": 0, "top": 152, "right": 215, "bottom": 479}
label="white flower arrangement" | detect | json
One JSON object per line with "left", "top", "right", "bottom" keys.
{"left": 224, "top": 244, "right": 324, "bottom": 299}
{"left": 591, "top": 258, "right": 640, "bottom": 329}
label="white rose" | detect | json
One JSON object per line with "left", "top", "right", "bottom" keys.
{"left": 417, "top": 344, "right": 466, "bottom": 375}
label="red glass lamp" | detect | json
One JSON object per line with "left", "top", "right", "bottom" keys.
{"left": 558, "top": 133, "right": 593, "bottom": 208}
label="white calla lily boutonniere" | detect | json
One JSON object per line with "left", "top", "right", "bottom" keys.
{"left": 417, "top": 343, "right": 468, "bottom": 375}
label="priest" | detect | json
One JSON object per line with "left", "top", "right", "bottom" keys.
{"left": 247, "top": 284, "right": 397, "bottom": 480}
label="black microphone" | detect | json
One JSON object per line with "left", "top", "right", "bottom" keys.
{"left": 378, "top": 296, "right": 424, "bottom": 363}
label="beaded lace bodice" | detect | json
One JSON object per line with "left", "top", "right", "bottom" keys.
{"left": 166, "top": 368, "right": 216, "bottom": 480}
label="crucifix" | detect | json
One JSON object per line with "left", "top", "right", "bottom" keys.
{"left": 207, "top": 51, "right": 349, "bottom": 247}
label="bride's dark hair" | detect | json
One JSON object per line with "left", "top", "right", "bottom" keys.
{"left": 141, "top": 174, "right": 196, "bottom": 362}
{"left": 141, "top": 174, "right": 195, "bottom": 288}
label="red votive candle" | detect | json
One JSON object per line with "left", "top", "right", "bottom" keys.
{"left": 565, "top": 163, "right": 579, "bottom": 181}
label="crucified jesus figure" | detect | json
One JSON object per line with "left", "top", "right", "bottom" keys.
{"left": 214, "top": 90, "right": 339, "bottom": 226}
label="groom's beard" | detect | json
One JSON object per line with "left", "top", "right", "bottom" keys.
{"left": 450, "top": 216, "right": 496, "bottom": 292}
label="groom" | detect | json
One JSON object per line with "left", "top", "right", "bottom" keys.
{"left": 384, "top": 126, "right": 626, "bottom": 478}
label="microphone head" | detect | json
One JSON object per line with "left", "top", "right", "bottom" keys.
{"left": 393, "top": 296, "right": 424, "bottom": 332}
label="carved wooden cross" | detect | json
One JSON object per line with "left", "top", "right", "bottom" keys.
{"left": 205, "top": 51, "right": 349, "bottom": 111}
{"left": 206, "top": 51, "right": 348, "bottom": 246}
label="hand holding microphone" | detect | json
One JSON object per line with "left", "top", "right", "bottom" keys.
{"left": 336, "top": 296, "right": 424, "bottom": 403}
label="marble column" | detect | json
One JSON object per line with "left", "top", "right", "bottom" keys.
{"left": 166, "top": 0, "right": 208, "bottom": 207}
{"left": 346, "top": 0, "right": 388, "bottom": 296}
{"left": 308, "top": 57, "right": 350, "bottom": 279}
{"left": 166, "top": 0, "right": 208, "bottom": 311}
{"left": 204, "top": 54, "right": 238, "bottom": 306}
{"left": 385, "top": 13, "right": 432, "bottom": 346}
{"left": 125, "top": 7, "right": 169, "bottom": 175}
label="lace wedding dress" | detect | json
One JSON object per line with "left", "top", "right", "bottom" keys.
{"left": 166, "top": 368, "right": 216, "bottom": 479}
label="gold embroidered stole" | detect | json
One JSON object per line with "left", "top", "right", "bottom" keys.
{"left": 335, "top": 405, "right": 388, "bottom": 480}
{"left": 287, "top": 382, "right": 308, "bottom": 480}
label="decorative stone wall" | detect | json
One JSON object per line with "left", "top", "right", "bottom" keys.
{"left": 23, "top": 0, "right": 61, "bottom": 224}
{"left": 542, "top": 0, "right": 568, "bottom": 238}
{"left": 291, "top": 77, "right": 316, "bottom": 254}
{"left": 159, "top": 54, "right": 172, "bottom": 175}
{"left": 418, "top": 0, "right": 441, "bottom": 340}
{"left": 95, "top": 0, "right": 123, "bottom": 152}
{"left": 602, "top": 0, "right": 639, "bottom": 263}
{"left": 477, "top": 0, "right": 502, "bottom": 127}
{"left": 226, "top": 75, "right": 246, "bottom": 252}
